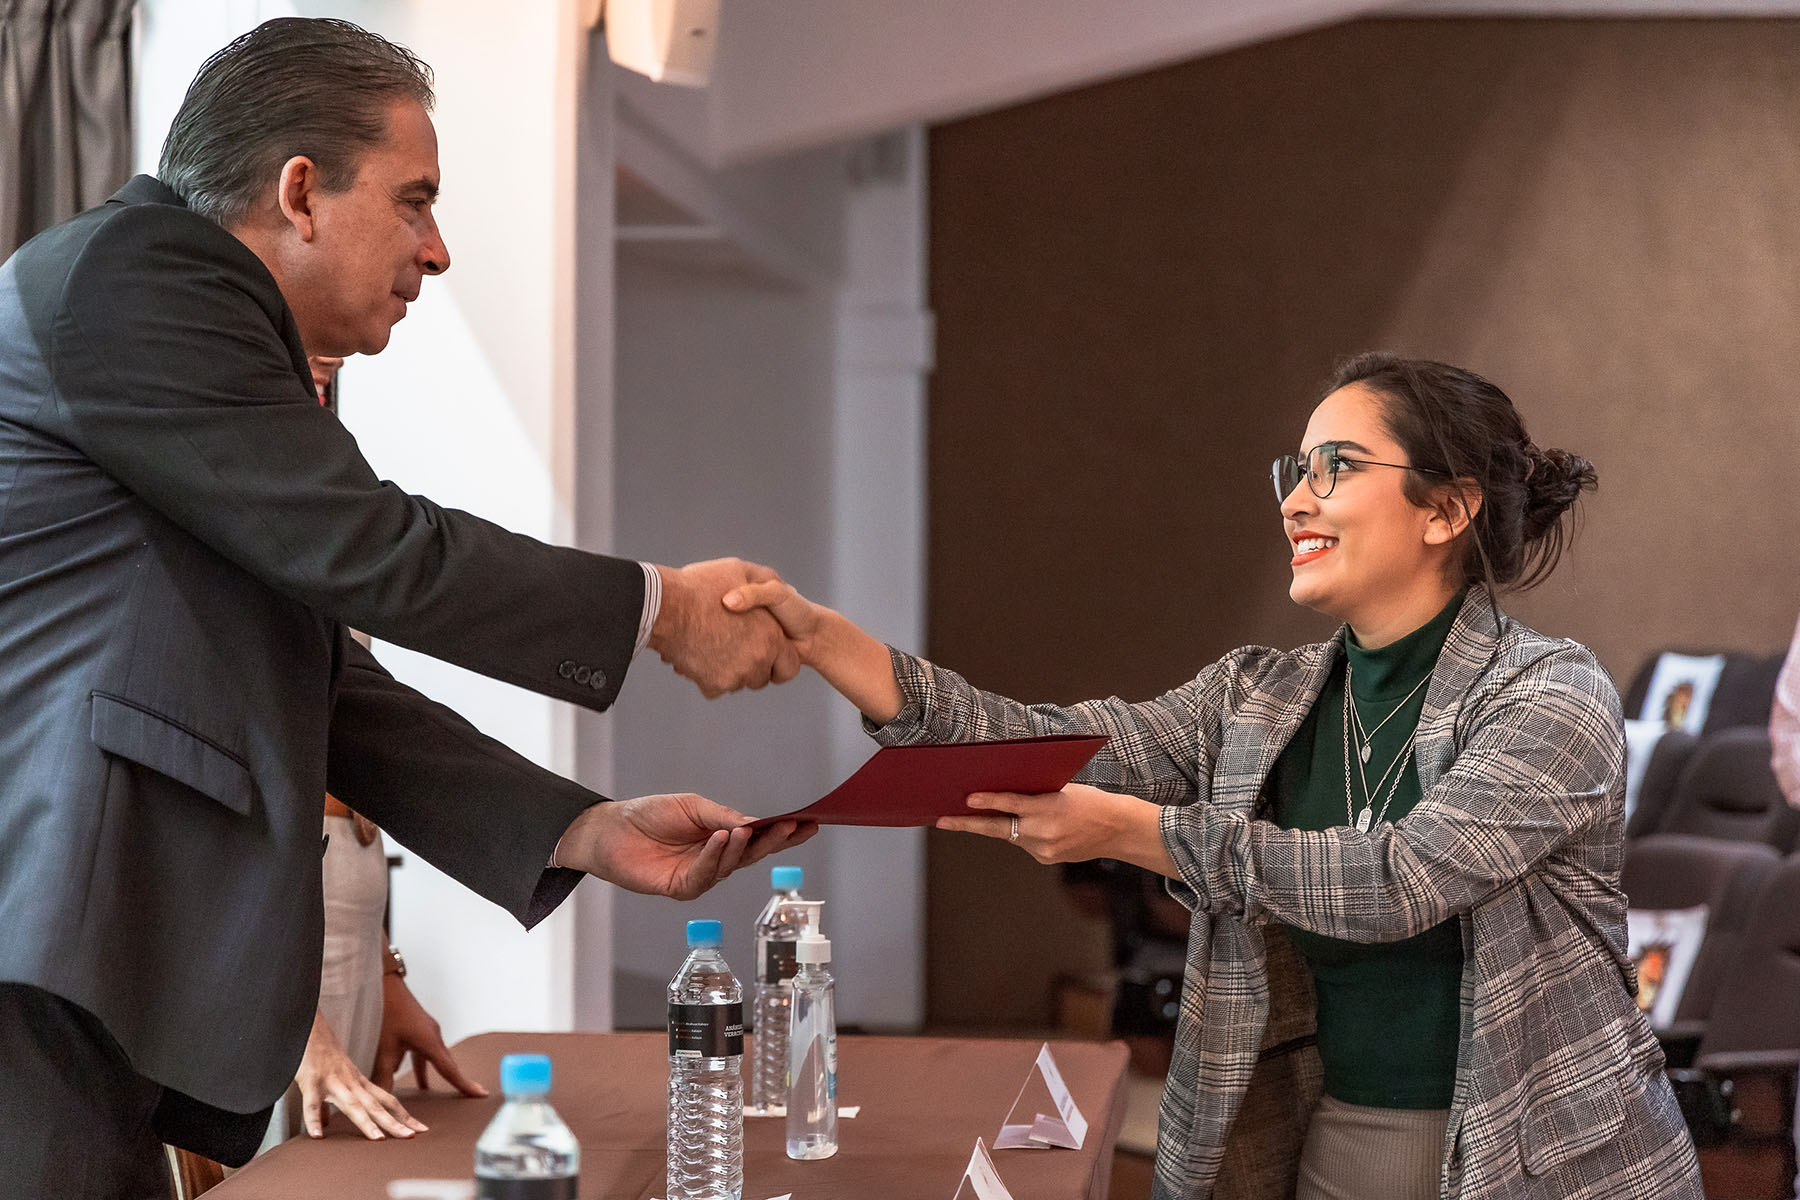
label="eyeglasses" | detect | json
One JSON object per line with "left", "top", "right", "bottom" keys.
{"left": 1271, "top": 443, "right": 1450, "bottom": 505}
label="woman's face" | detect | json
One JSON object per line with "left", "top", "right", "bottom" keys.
{"left": 1280, "top": 383, "right": 1459, "bottom": 635}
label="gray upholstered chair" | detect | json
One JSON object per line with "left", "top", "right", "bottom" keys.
{"left": 1620, "top": 833, "right": 1782, "bottom": 1062}
{"left": 1657, "top": 728, "right": 1799, "bottom": 853}
{"left": 1668, "top": 853, "right": 1800, "bottom": 1191}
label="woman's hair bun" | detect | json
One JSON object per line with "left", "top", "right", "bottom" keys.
{"left": 1520, "top": 446, "right": 1597, "bottom": 541}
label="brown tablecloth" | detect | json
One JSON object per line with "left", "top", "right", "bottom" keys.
{"left": 209, "top": 1031, "right": 1130, "bottom": 1200}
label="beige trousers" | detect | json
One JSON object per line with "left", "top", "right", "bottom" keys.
{"left": 1296, "top": 1095, "right": 1449, "bottom": 1200}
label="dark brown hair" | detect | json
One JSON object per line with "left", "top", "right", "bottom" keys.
{"left": 1327, "top": 352, "right": 1597, "bottom": 593}
{"left": 158, "top": 18, "right": 434, "bottom": 227}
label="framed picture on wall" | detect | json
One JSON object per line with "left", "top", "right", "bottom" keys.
{"left": 1626, "top": 905, "right": 1707, "bottom": 1029}
{"left": 1638, "top": 653, "right": 1726, "bottom": 734}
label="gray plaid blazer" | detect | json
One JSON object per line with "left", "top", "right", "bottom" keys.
{"left": 871, "top": 589, "right": 1702, "bottom": 1199}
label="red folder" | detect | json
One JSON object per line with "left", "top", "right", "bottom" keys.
{"left": 748, "top": 734, "right": 1109, "bottom": 829}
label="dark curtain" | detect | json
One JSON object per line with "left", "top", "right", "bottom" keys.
{"left": 1, "top": 0, "right": 135, "bottom": 260}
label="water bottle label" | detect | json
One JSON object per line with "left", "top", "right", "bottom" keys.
{"left": 762, "top": 939, "right": 798, "bottom": 984}
{"left": 475, "top": 1177, "right": 578, "bottom": 1200}
{"left": 668, "top": 1001, "right": 744, "bottom": 1057}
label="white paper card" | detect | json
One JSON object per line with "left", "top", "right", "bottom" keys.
{"left": 387, "top": 1184, "right": 474, "bottom": 1200}
{"left": 745, "top": 1104, "right": 860, "bottom": 1118}
{"left": 994, "top": 1043, "right": 1088, "bottom": 1150}
{"left": 951, "top": 1138, "right": 1018, "bottom": 1200}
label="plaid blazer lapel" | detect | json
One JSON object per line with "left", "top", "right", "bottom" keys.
{"left": 1415, "top": 588, "right": 1504, "bottom": 787}
{"left": 1217, "top": 635, "right": 1342, "bottom": 818}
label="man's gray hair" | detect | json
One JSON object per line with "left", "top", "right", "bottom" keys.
{"left": 158, "top": 18, "right": 434, "bottom": 227}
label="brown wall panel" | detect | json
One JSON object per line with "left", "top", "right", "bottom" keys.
{"left": 925, "top": 18, "right": 1800, "bottom": 1028}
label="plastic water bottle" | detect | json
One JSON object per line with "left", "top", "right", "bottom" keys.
{"left": 667, "top": 919, "right": 744, "bottom": 1200}
{"left": 751, "top": 865, "right": 808, "bottom": 1111}
{"left": 785, "top": 900, "right": 838, "bottom": 1160}
{"left": 473, "top": 1053, "right": 579, "bottom": 1200}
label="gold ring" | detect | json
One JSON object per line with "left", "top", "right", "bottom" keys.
{"left": 1009, "top": 815, "right": 1021, "bottom": 842}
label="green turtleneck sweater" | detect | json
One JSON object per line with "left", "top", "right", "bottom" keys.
{"left": 1267, "top": 594, "right": 1464, "bottom": 1110}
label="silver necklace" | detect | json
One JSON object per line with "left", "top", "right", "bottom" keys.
{"left": 1345, "top": 663, "right": 1431, "bottom": 764}
{"left": 1341, "top": 662, "right": 1423, "bottom": 833}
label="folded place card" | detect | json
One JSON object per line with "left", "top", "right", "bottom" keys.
{"left": 951, "top": 1138, "right": 1017, "bottom": 1200}
{"left": 993, "top": 1043, "right": 1089, "bottom": 1151}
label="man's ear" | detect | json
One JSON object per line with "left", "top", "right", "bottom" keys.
{"left": 1423, "top": 479, "right": 1482, "bottom": 546}
{"left": 275, "top": 156, "right": 323, "bottom": 242}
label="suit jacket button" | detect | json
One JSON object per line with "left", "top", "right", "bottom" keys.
{"left": 573, "top": 665, "right": 592, "bottom": 685}
{"left": 558, "top": 660, "right": 576, "bottom": 679}
{"left": 590, "top": 671, "right": 607, "bottom": 691}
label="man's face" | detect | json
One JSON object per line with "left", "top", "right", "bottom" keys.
{"left": 294, "top": 99, "right": 450, "bottom": 357}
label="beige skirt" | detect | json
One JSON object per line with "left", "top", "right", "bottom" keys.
{"left": 1296, "top": 1095, "right": 1449, "bottom": 1200}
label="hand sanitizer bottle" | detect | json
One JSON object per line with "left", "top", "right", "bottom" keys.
{"left": 784, "top": 900, "right": 837, "bottom": 1161}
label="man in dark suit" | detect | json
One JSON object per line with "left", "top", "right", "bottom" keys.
{"left": 0, "top": 17, "right": 810, "bottom": 1196}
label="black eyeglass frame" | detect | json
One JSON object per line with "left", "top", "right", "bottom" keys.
{"left": 1271, "top": 442, "right": 1452, "bottom": 505}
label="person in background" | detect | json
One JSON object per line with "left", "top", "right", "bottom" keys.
{"left": 1771, "top": 612, "right": 1800, "bottom": 1200}
{"left": 288, "top": 793, "right": 486, "bottom": 1141}
{"left": 731, "top": 353, "right": 1703, "bottom": 1199}
{"left": 278, "top": 357, "right": 481, "bottom": 1144}
{"left": 1773, "top": 614, "right": 1799, "bottom": 811}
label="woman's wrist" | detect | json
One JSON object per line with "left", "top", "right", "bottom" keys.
{"left": 1116, "top": 795, "right": 1178, "bottom": 879}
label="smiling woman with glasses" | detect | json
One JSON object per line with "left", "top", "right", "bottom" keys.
{"left": 727, "top": 352, "right": 1702, "bottom": 1200}
{"left": 1273, "top": 443, "right": 1453, "bottom": 506}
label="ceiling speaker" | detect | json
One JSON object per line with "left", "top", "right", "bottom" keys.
{"left": 603, "top": 0, "right": 720, "bottom": 87}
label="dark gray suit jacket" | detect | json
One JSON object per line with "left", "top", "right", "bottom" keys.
{"left": 0, "top": 176, "right": 644, "bottom": 1157}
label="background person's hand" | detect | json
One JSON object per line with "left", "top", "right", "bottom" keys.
{"left": 371, "top": 974, "right": 488, "bottom": 1100}
{"left": 555, "top": 793, "right": 815, "bottom": 900}
{"left": 293, "top": 1009, "right": 426, "bottom": 1141}
{"left": 649, "top": 558, "right": 800, "bottom": 697}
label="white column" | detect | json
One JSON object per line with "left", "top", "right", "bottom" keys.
{"left": 825, "top": 128, "right": 933, "bottom": 1029}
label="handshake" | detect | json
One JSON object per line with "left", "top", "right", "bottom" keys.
{"left": 647, "top": 557, "right": 812, "bottom": 698}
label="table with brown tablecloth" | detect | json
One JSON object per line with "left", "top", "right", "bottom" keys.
{"left": 208, "top": 1031, "right": 1130, "bottom": 1200}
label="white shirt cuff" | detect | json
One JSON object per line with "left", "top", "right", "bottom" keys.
{"left": 637, "top": 561, "right": 662, "bottom": 652}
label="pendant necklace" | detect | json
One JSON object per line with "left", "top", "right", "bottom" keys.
{"left": 1341, "top": 661, "right": 1424, "bottom": 833}
{"left": 1345, "top": 664, "right": 1431, "bottom": 764}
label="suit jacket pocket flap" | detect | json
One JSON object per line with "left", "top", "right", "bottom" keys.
{"left": 90, "top": 692, "right": 255, "bottom": 816}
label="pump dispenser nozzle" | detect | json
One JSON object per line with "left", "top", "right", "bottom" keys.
{"left": 794, "top": 899, "right": 830, "bottom": 965}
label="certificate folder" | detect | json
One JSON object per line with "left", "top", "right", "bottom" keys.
{"left": 749, "top": 734, "right": 1108, "bottom": 829}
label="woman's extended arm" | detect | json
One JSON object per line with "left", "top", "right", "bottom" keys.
{"left": 725, "top": 579, "right": 903, "bottom": 723}
{"left": 727, "top": 578, "right": 1194, "bottom": 877}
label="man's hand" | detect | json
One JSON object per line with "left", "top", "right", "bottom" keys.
{"left": 555, "top": 794, "right": 815, "bottom": 901}
{"left": 293, "top": 1009, "right": 426, "bottom": 1141}
{"left": 371, "top": 974, "right": 489, "bottom": 1100}
{"left": 650, "top": 559, "right": 800, "bottom": 698}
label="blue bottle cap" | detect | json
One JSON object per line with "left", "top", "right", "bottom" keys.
{"left": 499, "top": 1053, "right": 551, "bottom": 1095}
{"left": 771, "top": 866, "right": 803, "bottom": 890}
{"left": 686, "top": 919, "right": 724, "bottom": 948}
